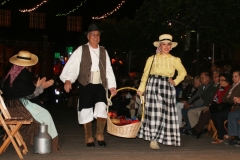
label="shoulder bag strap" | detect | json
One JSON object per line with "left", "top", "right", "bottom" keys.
{"left": 147, "top": 54, "right": 156, "bottom": 77}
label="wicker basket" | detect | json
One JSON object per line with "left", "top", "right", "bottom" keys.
{"left": 107, "top": 87, "right": 144, "bottom": 138}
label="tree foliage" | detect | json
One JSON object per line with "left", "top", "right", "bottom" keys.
{"left": 80, "top": 0, "right": 240, "bottom": 73}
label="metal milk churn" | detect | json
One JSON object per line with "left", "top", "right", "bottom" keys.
{"left": 34, "top": 123, "right": 52, "bottom": 154}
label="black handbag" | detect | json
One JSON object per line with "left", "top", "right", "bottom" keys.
{"left": 209, "top": 101, "right": 232, "bottom": 114}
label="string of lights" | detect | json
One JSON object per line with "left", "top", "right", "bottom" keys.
{"left": 19, "top": 0, "right": 48, "bottom": 13}
{"left": 92, "top": 0, "right": 126, "bottom": 20}
{"left": 0, "top": 0, "right": 10, "bottom": 6}
{"left": 56, "top": 0, "right": 87, "bottom": 16}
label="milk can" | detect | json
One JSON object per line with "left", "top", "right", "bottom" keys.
{"left": 34, "top": 123, "right": 52, "bottom": 154}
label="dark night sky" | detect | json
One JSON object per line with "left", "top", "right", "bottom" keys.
{"left": 1, "top": 0, "right": 143, "bottom": 20}
{"left": 0, "top": 0, "right": 144, "bottom": 51}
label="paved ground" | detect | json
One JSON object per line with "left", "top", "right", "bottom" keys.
{"left": 0, "top": 103, "right": 240, "bottom": 160}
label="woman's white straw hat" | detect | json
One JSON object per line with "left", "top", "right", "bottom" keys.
{"left": 9, "top": 50, "right": 38, "bottom": 66}
{"left": 153, "top": 34, "right": 178, "bottom": 48}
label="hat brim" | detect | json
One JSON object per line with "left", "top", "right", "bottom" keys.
{"left": 84, "top": 30, "right": 103, "bottom": 35}
{"left": 153, "top": 41, "right": 178, "bottom": 48}
{"left": 9, "top": 54, "right": 38, "bottom": 66}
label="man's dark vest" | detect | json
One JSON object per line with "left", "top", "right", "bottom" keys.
{"left": 78, "top": 44, "right": 107, "bottom": 89}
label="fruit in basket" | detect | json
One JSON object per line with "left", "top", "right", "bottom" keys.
{"left": 112, "top": 112, "right": 117, "bottom": 118}
{"left": 131, "top": 120, "right": 140, "bottom": 124}
{"left": 119, "top": 115, "right": 125, "bottom": 120}
{"left": 124, "top": 119, "right": 131, "bottom": 125}
{"left": 111, "top": 118, "right": 120, "bottom": 124}
{"left": 108, "top": 112, "right": 112, "bottom": 117}
{"left": 108, "top": 112, "right": 117, "bottom": 118}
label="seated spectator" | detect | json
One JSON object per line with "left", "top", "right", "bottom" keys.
{"left": 126, "top": 91, "right": 141, "bottom": 118}
{"left": 1, "top": 50, "right": 60, "bottom": 151}
{"left": 181, "top": 71, "right": 219, "bottom": 134}
{"left": 177, "top": 74, "right": 193, "bottom": 101}
{"left": 223, "top": 64, "right": 232, "bottom": 74}
{"left": 176, "top": 76, "right": 201, "bottom": 129}
{"left": 211, "top": 64, "right": 218, "bottom": 73}
{"left": 225, "top": 102, "right": 240, "bottom": 147}
{"left": 188, "top": 73, "right": 233, "bottom": 141}
{"left": 187, "top": 70, "right": 220, "bottom": 129}
{"left": 111, "top": 90, "right": 131, "bottom": 117}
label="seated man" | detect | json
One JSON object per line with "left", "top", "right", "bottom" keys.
{"left": 176, "top": 76, "right": 201, "bottom": 129}
{"left": 187, "top": 70, "right": 220, "bottom": 128}
{"left": 181, "top": 71, "right": 219, "bottom": 133}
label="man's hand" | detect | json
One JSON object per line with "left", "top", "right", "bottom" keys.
{"left": 181, "top": 100, "right": 187, "bottom": 103}
{"left": 233, "top": 97, "right": 240, "bottom": 103}
{"left": 183, "top": 101, "right": 191, "bottom": 109}
{"left": 64, "top": 80, "right": 72, "bottom": 93}
{"left": 110, "top": 88, "right": 117, "bottom": 96}
{"left": 203, "top": 107, "right": 209, "bottom": 113}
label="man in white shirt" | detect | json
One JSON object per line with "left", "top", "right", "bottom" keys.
{"left": 60, "top": 24, "right": 117, "bottom": 147}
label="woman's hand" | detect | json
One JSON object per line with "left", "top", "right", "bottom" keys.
{"left": 137, "top": 90, "right": 143, "bottom": 96}
{"left": 42, "top": 79, "right": 54, "bottom": 89}
{"left": 168, "top": 78, "right": 176, "bottom": 86}
{"left": 36, "top": 77, "right": 46, "bottom": 87}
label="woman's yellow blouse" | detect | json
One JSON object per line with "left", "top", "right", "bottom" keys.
{"left": 138, "top": 53, "right": 187, "bottom": 93}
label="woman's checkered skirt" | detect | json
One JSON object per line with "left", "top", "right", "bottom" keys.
{"left": 138, "top": 75, "right": 180, "bottom": 146}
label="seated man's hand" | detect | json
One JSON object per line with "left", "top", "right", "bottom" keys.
{"left": 181, "top": 100, "right": 187, "bottom": 103}
{"left": 42, "top": 79, "right": 54, "bottom": 89}
{"left": 203, "top": 107, "right": 209, "bottom": 113}
{"left": 184, "top": 103, "right": 191, "bottom": 109}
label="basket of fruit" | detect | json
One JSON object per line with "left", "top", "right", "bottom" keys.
{"left": 107, "top": 87, "right": 144, "bottom": 138}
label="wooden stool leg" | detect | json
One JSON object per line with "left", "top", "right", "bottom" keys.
{"left": 0, "top": 122, "right": 24, "bottom": 159}
{"left": 15, "top": 131, "right": 28, "bottom": 154}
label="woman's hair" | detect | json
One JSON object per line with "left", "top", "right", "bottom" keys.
{"left": 223, "top": 65, "right": 231, "bottom": 73}
{"left": 219, "top": 73, "right": 233, "bottom": 85}
{"left": 183, "top": 74, "right": 193, "bottom": 84}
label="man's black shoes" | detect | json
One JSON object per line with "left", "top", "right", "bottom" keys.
{"left": 188, "top": 128, "right": 201, "bottom": 139}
